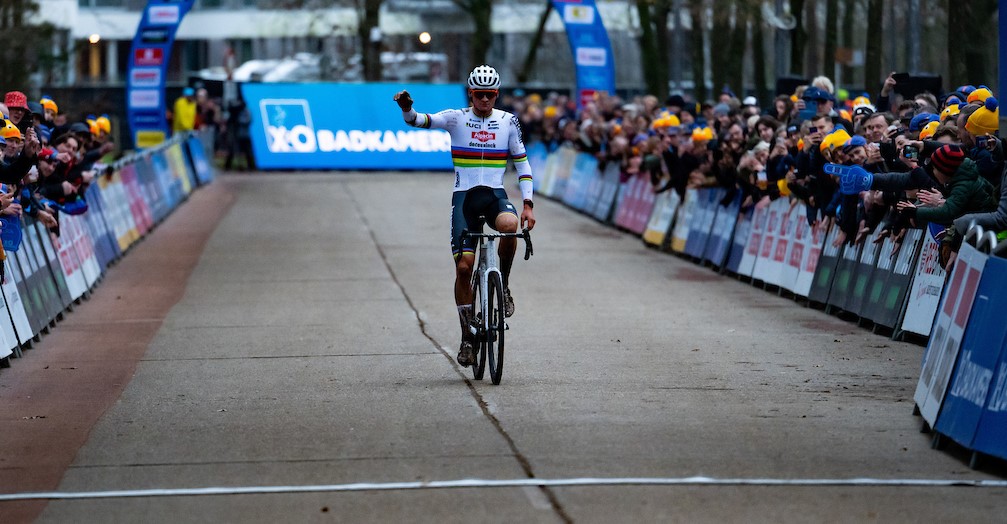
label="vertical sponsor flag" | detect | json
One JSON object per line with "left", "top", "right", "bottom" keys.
{"left": 127, "top": 1, "right": 194, "bottom": 148}
{"left": 551, "top": 0, "right": 616, "bottom": 109}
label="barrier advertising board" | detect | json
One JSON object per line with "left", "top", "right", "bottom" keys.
{"left": 914, "top": 241, "right": 988, "bottom": 426}
{"left": 901, "top": 223, "right": 948, "bottom": 336}
{"left": 791, "top": 218, "right": 825, "bottom": 297}
{"left": 933, "top": 254, "right": 1007, "bottom": 453}
{"left": 0, "top": 259, "right": 33, "bottom": 344}
{"left": 642, "top": 189, "right": 681, "bottom": 248}
{"left": 874, "top": 228, "right": 923, "bottom": 329}
{"left": 684, "top": 189, "right": 723, "bottom": 260}
{"left": 828, "top": 239, "right": 862, "bottom": 313}
{"left": 751, "top": 198, "right": 792, "bottom": 287}
{"left": 969, "top": 254, "right": 1007, "bottom": 461}
{"left": 613, "top": 174, "right": 654, "bottom": 235}
{"left": 592, "top": 163, "right": 621, "bottom": 222}
{"left": 808, "top": 225, "right": 841, "bottom": 304}
{"left": 241, "top": 83, "right": 466, "bottom": 170}
{"left": 545, "top": 146, "right": 576, "bottom": 198}
{"left": 563, "top": 153, "right": 598, "bottom": 211}
{"left": 670, "top": 189, "right": 698, "bottom": 253}
{"left": 737, "top": 204, "right": 770, "bottom": 277}
{"left": 725, "top": 207, "right": 753, "bottom": 274}
{"left": 845, "top": 228, "right": 884, "bottom": 316}
{"left": 702, "top": 192, "right": 741, "bottom": 268}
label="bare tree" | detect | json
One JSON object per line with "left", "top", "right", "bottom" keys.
{"left": 0, "top": 0, "right": 56, "bottom": 90}
{"left": 864, "top": 0, "right": 883, "bottom": 96}
{"left": 823, "top": 0, "right": 838, "bottom": 82}
{"left": 789, "top": 0, "right": 807, "bottom": 76}
{"left": 355, "top": 0, "right": 384, "bottom": 81}
{"left": 518, "top": 1, "right": 553, "bottom": 84}
{"left": 636, "top": 0, "right": 673, "bottom": 100}
{"left": 948, "top": 0, "right": 998, "bottom": 88}
{"left": 688, "top": 0, "right": 707, "bottom": 102}
{"left": 452, "top": 0, "right": 494, "bottom": 68}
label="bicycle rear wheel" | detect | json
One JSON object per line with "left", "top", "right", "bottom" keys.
{"left": 486, "top": 272, "right": 506, "bottom": 385}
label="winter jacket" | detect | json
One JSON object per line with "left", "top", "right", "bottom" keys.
{"left": 915, "top": 158, "right": 998, "bottom": 226}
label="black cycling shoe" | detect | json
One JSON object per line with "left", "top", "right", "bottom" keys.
{"left": 504, "top": 288, "right": 515, "bottom": 318}
{"left": 456, "top": 340, "right": 476, "bottom": 367}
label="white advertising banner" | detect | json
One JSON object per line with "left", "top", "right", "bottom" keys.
{"left": 914, "top": 241, "right": 988, "bottom": 426}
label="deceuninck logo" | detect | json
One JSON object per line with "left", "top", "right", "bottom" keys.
{"left": 260, "top": 99, "right": 317, "bottom": 153}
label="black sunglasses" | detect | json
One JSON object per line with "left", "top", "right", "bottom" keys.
{"left": 471, "top": 90, "right": 498, "bottom": 100}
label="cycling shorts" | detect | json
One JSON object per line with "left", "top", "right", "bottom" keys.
{"left": 451, "top": 186, "right": 518, "bottom": 259}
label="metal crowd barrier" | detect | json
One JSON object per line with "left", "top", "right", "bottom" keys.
{"left": 0, "top": 130, "right": 216, "bottom": 368}
{"left": 528, "top": 141, "right": 1007, "bottom": 465}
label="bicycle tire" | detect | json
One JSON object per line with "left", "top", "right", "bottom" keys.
{"left": 472, "top": 282, "right": 486, "bottom": 380}
{"left": 486, "top": 271, "right": 506, "bottom": 385}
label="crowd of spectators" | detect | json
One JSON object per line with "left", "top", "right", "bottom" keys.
{"left": 506, "top": 73, "right": 1004, "bottom": 271}
{"left": 0, "top": 91, "right": 118, "bottom": 243}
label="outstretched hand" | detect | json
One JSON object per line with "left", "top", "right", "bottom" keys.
{"left": 394, "top": 90, "right": 413, "bottom": 111}
{"left": 521, "top": 206, "right": 536, "bottom": 231}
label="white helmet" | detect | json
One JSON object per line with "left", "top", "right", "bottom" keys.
{"left": 467, "top": 65, "right": 501, "bottom": 90}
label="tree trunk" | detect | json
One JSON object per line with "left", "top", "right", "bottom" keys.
{"left": 804, "top": 0, "right": 819, "bottom": 76}
{"left": 726, "top": 1, "right": 748, "bottom": 98}
{"left": 865, "top": 0, "right": 883, "bottom": 97}
{"left": 951, "top": 0, "right": 997, "bottom": 87}
{"left": 824, "top": 0, "right": 838, "bottom": 82}
{"left": 636, "top": 1, "right": 661, "bottom": 98}
{"left": 636, "top": 0, "right": 672, "bottom": 101}
{"left": 751, "top": 3, "right": 769, "bottom": 106}
{"left": 357, "top": 0, "right": 383, "bottom": 82}
{"left": 841, "top": 0, "right": 855, "bottom": 90}
{"left": 790, "top": 0, "right": 807, "bottom": 76}
{"left": 517, "top": 1, "right": 552, "bottom": 84}
{"left": 711, "top": 0, "right": 732, "bottom": 98}
{"left": 653, "top": 1, "right": 672, "bottom": 101}
{"left": 689, "top": 0, "right": 707, "bottom": 102}
{"left": 459, "top": 0, "right": 494, "bottom": 68}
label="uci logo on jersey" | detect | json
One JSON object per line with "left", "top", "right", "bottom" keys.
{"left": 472, "top": 130, "right": 495, "bottom": 143}
{"left": 260, "top": 99, "right": 318, "bottom": 153}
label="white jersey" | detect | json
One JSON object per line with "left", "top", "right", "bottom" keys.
{"left": 403, "top": 107, "right": 534, "bottom": 202}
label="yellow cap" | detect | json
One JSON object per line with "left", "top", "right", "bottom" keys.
{"left": 918, "top": 120, "right": 940, "bottom": 140}
{"left": 1, "top": 120, "right": 22, "bottom": 140}
{"left": 967, "top": 87, "right": 993, "bottom": 104}
{"left": 40, "top": 97, "right": 58, "bottom": 115}
{"left": 691, "top": 126, "right": 714, "bottom": 142}
{"left": 940, "top": 104, "right": 961, "bottom": 122}
{"left": 96, "top": 115, "right": 112, "bottom": 134}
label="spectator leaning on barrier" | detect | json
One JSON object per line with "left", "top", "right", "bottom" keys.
{"left": 896, "top": 144, "right": 997, "bottom": 231}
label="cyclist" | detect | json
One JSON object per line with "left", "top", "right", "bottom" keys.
{"left": 394, "top": 65, "right": 536, "bottom": 367}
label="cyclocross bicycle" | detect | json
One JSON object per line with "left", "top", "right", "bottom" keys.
{"left": 462, "top": 222, "right": 533, "bottom": 385}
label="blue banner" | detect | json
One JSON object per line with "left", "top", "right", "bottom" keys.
{"left": 934, "top": 253, "right": 1007, "bottom": 449}
{"left": 551, "top": 0, "right": 617, "bottom": 109}
{"left": 240, "top": 83, "right": 466, "bottom": 170}
{"left": 126, "top": 1, "right": 194, "bottom": 148}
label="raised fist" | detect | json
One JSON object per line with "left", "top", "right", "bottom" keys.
{"left": 394, "top": 90, "right": 413, "bottom": 111}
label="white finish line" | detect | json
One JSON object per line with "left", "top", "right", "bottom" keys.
{"left": 3, "top": 476, "right": 1007, "bottom": 501}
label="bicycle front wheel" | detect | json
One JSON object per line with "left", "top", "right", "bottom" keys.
{"left": 486, "top": 272, "right": 506, "bottom": 385}
{"left": 471, "top": 283, "right": 486, "bottom": 381}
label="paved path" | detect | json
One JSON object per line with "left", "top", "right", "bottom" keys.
{"left": 2, "top": 173, "right": 1003, "bottom": 522}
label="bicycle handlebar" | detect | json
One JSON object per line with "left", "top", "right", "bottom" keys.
{"left": 461, "top": 228, "right": 534, "bottom": 260}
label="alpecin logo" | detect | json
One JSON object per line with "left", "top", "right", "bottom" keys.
{"left": 260, "top": 99, "right": 317, "bottom": 153}
{"left": 472, "top": 130, "right": 495, "bottom": 142}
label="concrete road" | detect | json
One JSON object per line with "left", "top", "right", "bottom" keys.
{"left": 2, "top": 173, "right": 1003, "bottom": 522}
